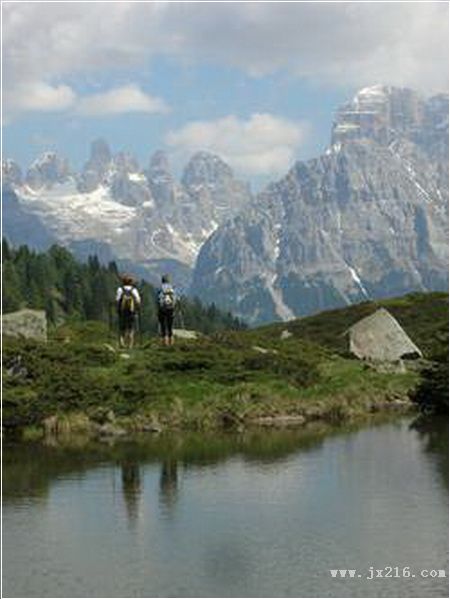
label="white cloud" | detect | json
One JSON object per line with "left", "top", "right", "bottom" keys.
{"left": 76, "top": 85, "right": 169, "bottom": 117}
{"left": 166, "top": 114, "right": 308, "bottom": 176}
{"left": 7, "top": 81, "right": 76, "bottom": 117}
{"left": 2, "top": 2, "right": 448, "bottom": 120}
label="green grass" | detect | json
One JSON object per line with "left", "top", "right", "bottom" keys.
{"left": 258, "top": 291, "right": 448, "bottom": 360}
{"left": 3, "top": 291, "right": 446, "bottom": 433}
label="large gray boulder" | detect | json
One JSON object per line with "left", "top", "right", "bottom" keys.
{"left": 348, "top": 308, "right": 422, "bottom": 362}
{"left": 2, "top": 309, "right": 47, "bottom": 342}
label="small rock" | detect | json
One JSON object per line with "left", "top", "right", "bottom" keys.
{"left": 253, "top": 345, "right": 269, "bottom": 354}
{"left": 6, "top": 355, "right": 28, "bottom": 379}
{"left": 280, "top": 330, "right": 293, "bottom": 340}
{"left": 251, "top": 415, "right": 306, "bottom": 427}
{"left": 141, "top": 424, "right": 163, "bottom": 433}
{"left": 97, "top": 422, "right": 126, "bottom": 437}
{"left": 103, "top": 343, "right": 116, "bottom": 353}
{"left": 252, "top": 346, "right": 278, "bottom": 355}
{"left": 173, "top": 329, "right": 200, "bottom": 340}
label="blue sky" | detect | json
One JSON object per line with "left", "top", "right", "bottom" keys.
{"left": 3, "top": 2, "right": 448, "bottom": 187}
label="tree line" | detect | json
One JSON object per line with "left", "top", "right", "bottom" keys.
{"left": 2, "top": 239, "right": 245, "bottom": 335}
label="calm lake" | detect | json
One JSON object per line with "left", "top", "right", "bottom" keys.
{"left": 3, "top": 416, "right": 448, "bottom": 598}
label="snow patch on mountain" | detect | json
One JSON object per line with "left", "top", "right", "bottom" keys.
{"left": 346, "top": 264, "right": 370, "bottom": 299}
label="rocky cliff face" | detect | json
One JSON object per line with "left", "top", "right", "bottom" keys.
{"left": 2, "top": 143, "right": 252, "bottom": 288}
{"left": 192, "top": 86, "right": 449, "bottom": 322}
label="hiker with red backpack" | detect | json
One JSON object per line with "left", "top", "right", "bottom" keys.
{"left": 116, "top": 274, "right": 141, "bottom": 349}
{"left": 156, "top": 274, "right": 177, "bottom": 346}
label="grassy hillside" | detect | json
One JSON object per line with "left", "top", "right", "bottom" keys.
{"left": 3, "top": 292, "right": 447, "bottom": 435}
{"left": 257, "top": 292, "right": 448, "bottom": 360}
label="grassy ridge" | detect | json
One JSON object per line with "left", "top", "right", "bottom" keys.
{"left": 258, "top": 292, "right": 448, "bottom": 360}
{"left": 3, "top": 292, "right": 447, "bottom": 435}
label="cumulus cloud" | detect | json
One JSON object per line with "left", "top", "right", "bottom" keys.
{"left": 76, "top": 85, "right": 169, "bottom": 116}
{"left": 2, "top": 2, "right": 448, "bottom": 120}
{"left": 12, "top": 81, "right": 76, "bottom": 113}
{"left": 166, "top": 114, "right": 308, "bottom": 176}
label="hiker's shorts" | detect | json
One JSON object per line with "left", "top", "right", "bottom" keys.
{"left": 119, "top": 310, "right": 136, "bottom": 333}
{"left": 158, "top": 309, "right": 174, "bottom": 338}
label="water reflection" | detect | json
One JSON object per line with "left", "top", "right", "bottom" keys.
{"left": 411, "top": 415, "right": 449, "bottom": 489}
{"left": 3, "top": 415, "right": 448, "bottom": 598}
{"left": 120, "top": 460, "right": 142, "bottom": 526}
{"left": 159, "top": 459, "right": 179, "bottom": 515}
{"left": 4, "top": 415, "right": 448, "bottom": 505}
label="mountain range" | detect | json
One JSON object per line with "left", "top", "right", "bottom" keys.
{"left": 3, "top": 85, "right": 448, "bottom": 322}
{"left": 3, "top": 142, "right": 252, "bottom": 289}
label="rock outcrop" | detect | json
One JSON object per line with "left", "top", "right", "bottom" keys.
{"left": 2, "top": 309, "right": 48, "bottom": 341}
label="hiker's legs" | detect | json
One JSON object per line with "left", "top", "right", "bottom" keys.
{"left": 158, "top": 310, "right": 174, "bottom": 346}
{"left": 158, "top": 311, "right": 168, "bottom": 345}
{"left": 167, "top": 310, "right": 174, "bottom": 345}
{"left": 119, "top": 311, "right": 135, "bottom": 349}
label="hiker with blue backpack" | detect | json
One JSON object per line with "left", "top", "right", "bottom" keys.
{"left": 116, "top": 274, "right": 141, "bottom": 349}
{"left": 156, "top": 274, "right": 177, "bottom": 346}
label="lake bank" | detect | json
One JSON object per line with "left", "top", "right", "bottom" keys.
{"left": 5, "top": 292, "right": 447, "bottom": 439}
{"left": 4, "top": 326, "right": 420, "bottom": 441}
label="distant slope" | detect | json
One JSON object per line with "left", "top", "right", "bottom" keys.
{"left": 257, "top": 292, "right": 448, "bottom": 360}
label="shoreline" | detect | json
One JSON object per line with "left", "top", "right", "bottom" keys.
{"left": 10, "top": 387, "right": 417, "bottom": 443}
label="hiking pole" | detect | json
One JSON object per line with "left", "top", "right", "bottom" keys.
{"left": 138, "top": 310, "right": 143, "bottom": 346}
{"left": 108, "top": 302, "right": 112, "bottom": 336}
{"left": 180, "top": 308, "right": 185, "bottom": 330}
{"left": 178, "top": 299, "right": 185, "bottom": 330}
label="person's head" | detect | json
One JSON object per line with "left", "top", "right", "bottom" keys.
{"left": 121, "top": 274, "right": 134, "bottom": 286}
{"left": 161, "top": 274, "right": 170, "bottom": 284}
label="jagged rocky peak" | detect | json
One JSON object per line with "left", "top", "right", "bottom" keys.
{"left": 113, "top": 151, "right": 139, "bottom": 174}
{"left": 89, "top": 138, "right": 112, "bottom": 170}
{"left": 78, "top": 138, "right": 113, "bottom": 192}
{"left": 148, "top": 150, "right": 172, "bottom": 181}
{"left": 145, "top": 150, "right": 177, "bottom": 209}
{"left": 425, "top": 93, "right": 449, "bottom": 123}
{"left": 182, "top": 151, "right": 234, "bottom": 188}
{"left": 25, "top": 151, "right": 71, "bottom": 190}
{"left": 331, "top": 85, "right": 427, "bottom": 145}
{"left": 2, "top": 159, "right": 22, "bottom": 186}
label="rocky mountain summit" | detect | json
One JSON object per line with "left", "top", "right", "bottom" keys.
{"left": 192, "top": 86, "right": 449, "bottom": 322}
{"left": 3, "top": 143, "right": 252, "bottom": 287}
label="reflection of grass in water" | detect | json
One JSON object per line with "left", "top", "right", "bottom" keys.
{"left": 3, "top": 414, "right": 412, "bottom": 502}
